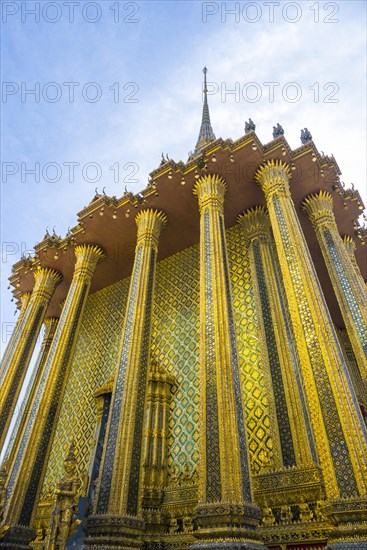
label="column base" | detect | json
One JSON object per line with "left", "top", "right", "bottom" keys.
{"left": 253, "top": 464, "right": 325, "bottom": 507}
{"left": 0, "top": 525, "right": 36, "bottom": 549}
{"left": 190, "top": 543, "right": 267, "bottom": 550}
{"left": 323, "top": 496, "right": 367, "bottom": 549}
{"left": 191, "top": 502, "right": 267, "bottom": 550}
{"left": 142, "top": 542, "right": 165, "bottom": 550}
{"left": 326, "top": 544, "right": 367, "bottom": 549}
{"left": 84, "top": 514, "right": 144, "bottom": 550}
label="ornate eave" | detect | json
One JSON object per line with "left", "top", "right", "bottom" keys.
{"left": 8, "top": 130, "right": 366, "bottom": 326}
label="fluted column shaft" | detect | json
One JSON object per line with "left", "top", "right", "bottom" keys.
{"left": 3, "top": 318, "right": 59, "bottom": 470}
{"left": 255, "top": 160, "right": 367, "bottom": 502}
{"left": 238, "top": 206, "right": 317, "bottom": 469}
{"left": 143, "top": 363, "right": 175, "bottom": 502}
{"left": 0, "top": 292, "right": 31, "bottom": 380}
{"left": 88, "top": 209, "right": 166, "bottom": 546}
{"left": 302, "top": 191, "right": 367, "bottom": 392}
{"left": 192, "top": 174, "right": 264, "bottom": 548}
{"left": 1, "top": 245, "right": 103, "bottom": 546}
{"left": 0, "top": 269, "right": 61, "bottom": 451}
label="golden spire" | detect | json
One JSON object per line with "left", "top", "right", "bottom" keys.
{"left": 195, "top": 67, "right": 216, "bottom": 153}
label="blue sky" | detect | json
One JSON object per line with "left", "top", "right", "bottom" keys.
{"left": 1, "top": 0, "right": 366, "bottom": 355}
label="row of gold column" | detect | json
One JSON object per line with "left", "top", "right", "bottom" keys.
{"left": 255, "top": 161, "right": 367, "bottom": 547}
{"left": 0, "top": 245, "right": 104, "bottom": 547}
{"left": 302, "top": 191, "right": 367, "bottom": 391}
{"left": 3, "top": 317, "right": 59, "bottom": 470}
{"left": 1, "top": 162, "right": 367, "bottom": 549}
{"left": 254, "top": 162, "right": 367, "bottom": 496}
{"left": 0, "top": 268, "right": 61, "bottom": 451}
{"left": 238, "top": 206, "right": 317, "bottom": 469}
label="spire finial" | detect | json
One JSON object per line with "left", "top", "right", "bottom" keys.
{"left": 194, "top": 67, "right": 216, "bottom": 154}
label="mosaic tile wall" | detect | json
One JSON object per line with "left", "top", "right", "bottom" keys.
{"left": 151, "top": 244, "right": 201, "bottom": 475}
{"left": 40, "top": 224, "right": 274, "bottom": 499}
{"left": 227, "top": 225, "right": 273, "bottom": 472}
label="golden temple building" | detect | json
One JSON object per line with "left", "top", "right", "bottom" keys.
{"left": 1, "top": 68, "right": 367, "bottom": 550}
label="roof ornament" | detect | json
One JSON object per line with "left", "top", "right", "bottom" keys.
{"left": 272, "top": 123, "right": 284, "bottom": 139}
{"left": 245, "top": 118, "right": 256, "bottom": 133}
{"left": 301, "top": 128, "right": 312, "bottom": 144}
{"left": 194, "top": 67, "right": 216, "bottom": 154}
{"left": 90, "top": 187, "right": 102, "bottom": 203}
{"left": 160, "top": 153, "right": 171, "bottom": 166}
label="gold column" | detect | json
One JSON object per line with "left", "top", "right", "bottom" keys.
{"left": 302, "top": 191, "right": 367, "bottom": 391}
{"left": 192, "top": 174, "right": 265, "bottom": 549}
{"left": 255, "top": 160, "right": 367, "bottom": 545}
{"left": 0, "top": 245, "right": 103, "bottom": 548}
{"left": 0, "top": 292, "right": 31, "bottom": 380}
{"left": 343, "top": 235, "right": 367, "bottom": 290}
{"left": 0, "top": 268, "right": 61, "bottom": 451}
{"left": 3, "top": 318, "right": 59, "bottom": 470}
{"left": 337, "top": 329, "right": 367, "bottom": 419}
{"left": 238, "top": 206, "right": 317, "bottom": 468}
{"left": 86, "top": 209, "right": 166, "bottom": 550}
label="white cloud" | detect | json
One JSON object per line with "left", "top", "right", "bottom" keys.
{"left": 1, "top": 0, "right": 366, "bottom": 355}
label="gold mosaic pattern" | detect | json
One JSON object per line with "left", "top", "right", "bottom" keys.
{"left": 227, "top": 224, "right": 273, "bottom": 473}
{"left": 39, "top": 225, "right": 273, "bottom": 500}
{"left": 151, "top": 245, "right": 201, "bottom": 475}
{"left": 40, "top": 278, "right": 130, "bottom": 498}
